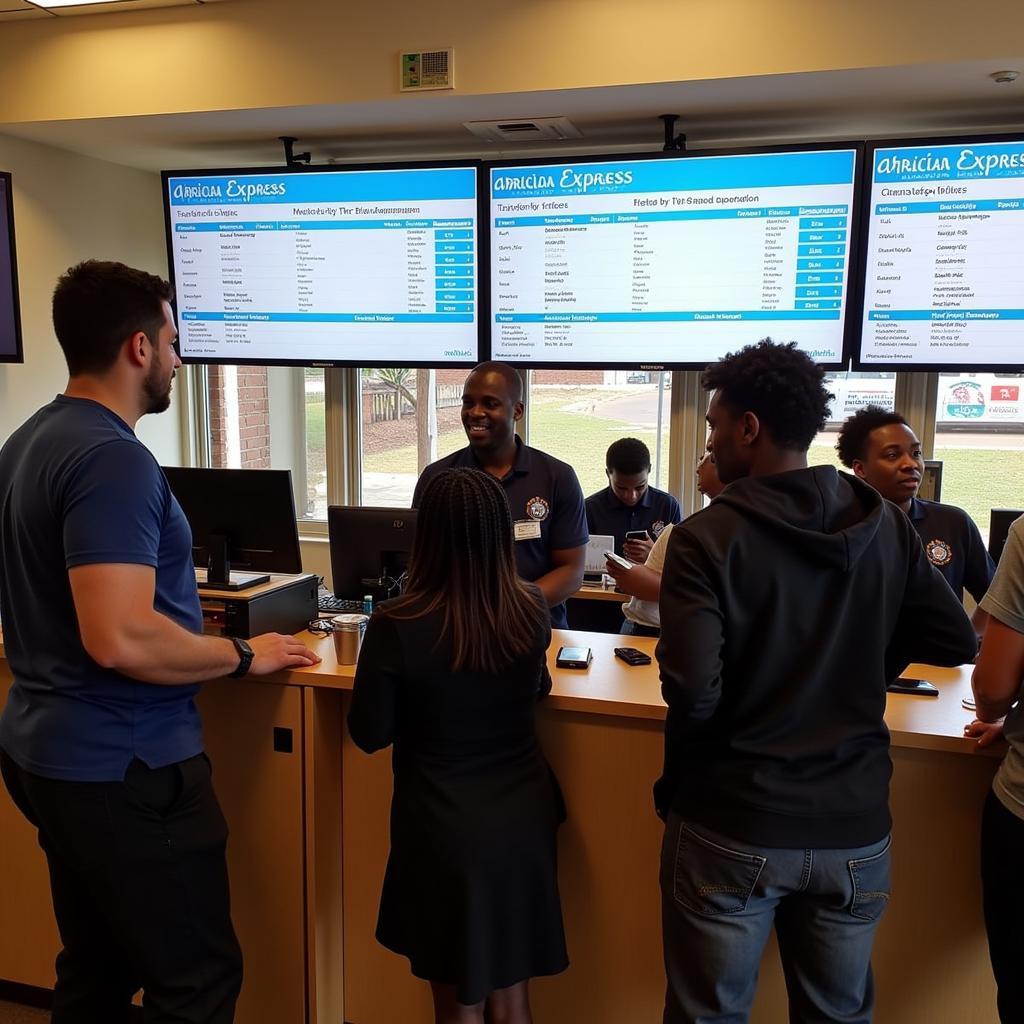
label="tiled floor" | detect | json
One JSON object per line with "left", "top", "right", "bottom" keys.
{"left": 0, "top": 1001, "right": 46, "bottom": 1023}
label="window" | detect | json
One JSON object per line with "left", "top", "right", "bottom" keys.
{"left": 203, "top": 364, "right": 327, "bottom": 521}
{"left": 932, "top": 371, "right": 1024, "bottom": 541}
{"left": 358, "top": 368, "right": 467, "bottom": 508}
{"left": 526, "top": 369, "right": 672, "bottom": 500}
{"left": 812, "top": 371, "right": 898, "bottom": 471}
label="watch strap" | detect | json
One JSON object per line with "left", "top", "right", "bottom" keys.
{"left": 228, "top": 636, "right": 254, "bottom": 678}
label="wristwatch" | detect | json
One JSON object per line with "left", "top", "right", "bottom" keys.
{"left": 228, "top": 636, "right": 255, "bottom": 678}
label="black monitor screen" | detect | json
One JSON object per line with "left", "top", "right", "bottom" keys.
{"left": 162, "top": 467, "right": 303, "bottom": 577}
{"left": 0, "top": 172, "right": 23, "bottom": 364}
{"left": 989, "top": 509, "right": 1023, "bottom": 564}
{"left": 327, "top": 505, "right": 418, "bottom": 600}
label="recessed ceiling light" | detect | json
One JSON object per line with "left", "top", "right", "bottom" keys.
{"left": 990, "top": 70, "right": 1020, "bottom": 84}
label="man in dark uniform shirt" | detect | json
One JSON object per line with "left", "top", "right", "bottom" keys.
{"left": 837, "top": 405, "right": 995, "bottom": 634}
{"left": 585, "top": 437, "right": 682, "bottom": 562}
{"left": 412, "top": 361, "right": 588, "bottom": 628}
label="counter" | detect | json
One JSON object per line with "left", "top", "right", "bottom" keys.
{"left": 0, "top": 630, "right": 1000, "bottom": 1023}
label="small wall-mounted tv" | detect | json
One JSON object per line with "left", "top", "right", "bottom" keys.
{"left": 0, "top": 171, "right": 24, "bottom": 364}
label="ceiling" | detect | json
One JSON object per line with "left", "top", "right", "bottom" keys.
{"left": 3, "top": 58, "right": 1024, "bottom": 172}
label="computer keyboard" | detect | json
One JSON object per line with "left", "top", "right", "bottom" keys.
{"left": 317, "top": 586, "right": 365, "bottom": 614}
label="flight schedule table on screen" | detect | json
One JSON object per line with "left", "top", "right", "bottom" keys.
{"left": 489, "top": 149, "right": 858, "bottom": 365}
{"left": 860, "top": 140, "right": 1024, "bottom": 367}
{"left": 165, "top": 167, "right": 479, "bottom": 364}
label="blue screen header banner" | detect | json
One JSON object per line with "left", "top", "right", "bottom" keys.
{"left": 873, "top": 141, "right": 1024, "bottom": 183}
{"left": 168, "top": 167, "right": 478, "bottom": 206}
{"left": 489, "top": 150, "right": 857, "bottom": 200}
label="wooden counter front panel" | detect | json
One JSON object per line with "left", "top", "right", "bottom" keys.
{"left": 0, "top": 663, "right": 60, "bottom": 989}
{"left": 340, "top": 696, "right": 999, "bottom": 1024}
{"left": 198, "top": 682, "right": 307, "bottom": 1024}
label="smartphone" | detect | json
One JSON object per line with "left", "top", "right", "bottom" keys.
{"left": 556, "top": 646, "right": 593, "bottom": 669}
{"left": 625, "top": 530, "right": 650, "bottom": 542}
{"left": 886, "top": 678, "right": 939, "bottom": 697}
{"left": 614, "top": 646, "right": 652, "bottom": 666}
{"left": 604, "top": 550, "right": 633, "bottom": 570}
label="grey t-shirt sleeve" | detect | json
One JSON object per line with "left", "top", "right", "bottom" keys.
{"left": 980, "top": 517, "right": 1024, "bottom": 635}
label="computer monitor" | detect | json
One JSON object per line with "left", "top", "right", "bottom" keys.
{"left": 162, "top": 467, "right": 303, "bottom": 590}
{"left": 989, "top": 509, "right": 1023, "bottom": 565}
{"left": 919, "top": 460, "right": 943, "bottom": 502}
{"left": 327, "top": 505, "right": 418, "bottom": 601}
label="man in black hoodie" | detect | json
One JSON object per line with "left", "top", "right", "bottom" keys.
{"left": 656, "top": 340, "right": 978, "bottom": 1024}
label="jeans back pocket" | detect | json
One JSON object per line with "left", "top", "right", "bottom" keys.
{"left": 848, "top": 835, "right": 892, "bottom": 921}
{"left": 673, "top": 823, "right": 766, "bottom": 916}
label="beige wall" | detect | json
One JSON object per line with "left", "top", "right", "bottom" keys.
{"left": 0, "top": 133, "right": 181, "bottom": 463}
{"left": 0, "top": 0, "right": 1023, "bottom": 123}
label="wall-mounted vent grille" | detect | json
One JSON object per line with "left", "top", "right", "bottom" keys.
{"left": 463, "top": 117, "right": 583, "bottom": 144}
{"left": 400, "top": 49, "right": 454, "bottom": 91}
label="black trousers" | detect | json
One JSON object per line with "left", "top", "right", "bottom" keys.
{"left": 1, "top": 749, "right": 243, "bottom": 1024}
{"left": 981, "top": 789, "right": 1024, "bottom": 1024}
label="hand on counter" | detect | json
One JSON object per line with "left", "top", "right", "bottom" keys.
{"left": 964, "top": 718, "right": 1006, "bottom": 749}
{"left": 249, "top": 632, "right": 322, "bottom": 675}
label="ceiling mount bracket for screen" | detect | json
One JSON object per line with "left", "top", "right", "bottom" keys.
{"left": 659, "top": 114, "right": 687, "bottom": 153}
{"left": 278, "top": 137, "right": 312, "bottom": 168}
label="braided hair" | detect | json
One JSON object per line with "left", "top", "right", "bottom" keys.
{"left": 387, "top": 468, "right": 548, "bottom": 673}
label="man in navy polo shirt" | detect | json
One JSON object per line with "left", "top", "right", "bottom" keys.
{"left": 585, "top": 437, "right": 682, "bottom": 562}
{"left": 837, "top": 405, "right": 994, "bottom": 635}
{"left": 412, "top": 362, "right": 588, "bottom": 628}
{"left": 0, "top": 261, "right": 319, "bottom": 1024}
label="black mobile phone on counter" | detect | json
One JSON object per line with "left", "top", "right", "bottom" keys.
{"left": 614, "top": 647, "right": 652, "bottom": 666}
{"left": 887, "top": 678, "right": 939, "bottom": 697}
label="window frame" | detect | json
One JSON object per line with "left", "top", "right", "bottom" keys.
{"left": 190, "top": 364, "right": 953, "bottom": 529}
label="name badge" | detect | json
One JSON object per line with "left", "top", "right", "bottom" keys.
{"left": 514, "top": 519, "right": 542, "bottom": 541}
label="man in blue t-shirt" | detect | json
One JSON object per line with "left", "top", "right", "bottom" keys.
{"left": 0, "top": 261, "right": 319, "bottom": 1023}
{"left": 836, "top": 405, "right": 995, "bottom": 636}
{"left": 412, "top": 362, "right": 588, "bottom": 628}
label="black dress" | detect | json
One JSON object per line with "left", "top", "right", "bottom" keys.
{"left": 347, "top": 598, "right": 568, "bottom": 1004}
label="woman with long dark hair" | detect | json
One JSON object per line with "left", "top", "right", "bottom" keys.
{"left": 348, "top": 467, "right": 568, "bottom": 1024}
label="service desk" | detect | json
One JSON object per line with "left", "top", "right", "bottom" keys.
{"left": 0, "top": 632, "right": 1000, "bottom": 1024}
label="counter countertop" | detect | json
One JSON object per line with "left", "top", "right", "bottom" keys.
{"left": 0, "top": 628, "right": 993, "bottom": 756}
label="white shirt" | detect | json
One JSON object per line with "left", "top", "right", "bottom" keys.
{"left": 622, "top": 524, "right": 674, "bottom": 628}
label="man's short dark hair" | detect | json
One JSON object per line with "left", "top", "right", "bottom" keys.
{"left": 605, "top": 437, "right": 651, "bottom": 474}
{"left": 468, "top": 360, "right": 523, "bottom": 404}
{"left": 835, "top": 406, "right": 910, "bottom": 468}
{"left": 52, "top": 260, "right": 173, "bottom": 376}
{"left": 702, "top": 339, "right": 833, "bottom": 452}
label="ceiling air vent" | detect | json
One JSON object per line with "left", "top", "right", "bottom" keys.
{"left": 463, "top": 117, "right": 583, "bottom": 144}
{"left": 400, "top": 49, "right": 454, "bottom": 91}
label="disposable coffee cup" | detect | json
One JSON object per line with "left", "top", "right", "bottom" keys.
{"left": 332, "top": 613, "right": 369, "bottom": 665}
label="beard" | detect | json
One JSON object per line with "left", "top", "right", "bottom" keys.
{"left": 143, "top": 355, "right": 173, "bottom": 415}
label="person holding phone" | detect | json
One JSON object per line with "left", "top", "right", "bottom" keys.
{"left": 585, "top": 437, "right": 682, "bottom": 562}
{"left": 967, "top": 513, "right": 1024, "bottom": 1022}
{"left": 348, "top": 467, "right": 568, "bottom": 1024}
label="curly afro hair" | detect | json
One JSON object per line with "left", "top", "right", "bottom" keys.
{"left": 702, "top": 339, "right": 834, "bottom": 452}
{"left": 835, "top": 406, "right": 910, "bottom": 468}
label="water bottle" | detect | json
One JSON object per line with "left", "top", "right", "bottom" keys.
{"left": 362, "top": 594, "right": 374, "bottom": 616}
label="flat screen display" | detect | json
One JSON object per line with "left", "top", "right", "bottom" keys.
{"left": 163, "top": 163, "right": 481, "bottom": 367}
{"left": 857, "top": 136, "right": 1024, "bottom": 370}
{"left": 489, "top": 146, "right": 860, "bottom": 368}
{"left": 0, "top": 172, "right": 23, "bottom": 364}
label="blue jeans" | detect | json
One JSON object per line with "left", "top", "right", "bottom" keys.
{"left": 661, "top": 812, "right": 891, "bottom": 1024}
